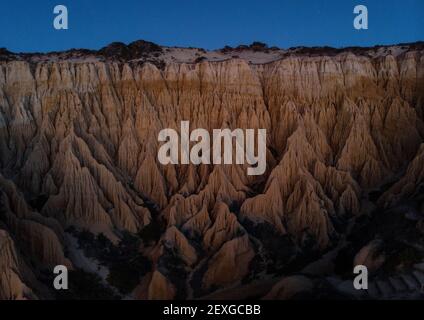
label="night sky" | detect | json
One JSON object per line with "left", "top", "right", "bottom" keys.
{"left": 0, "top": 0, "right": 423, "bottom": 52}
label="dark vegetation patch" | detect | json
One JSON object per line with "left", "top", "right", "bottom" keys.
{"left": 39, "top": 269, "right": 119, "bottom": 300}
{"left": 348, "top": 206, "right": 422, "bottom": 246}
{"left": 344, "top": 202, "right": 424, "bottom": 278}
{"left": 72, "top": 229, "right": 151, "bottom": 295}
{"left": 157, "top": 246, "right": 189, "bottom": 299}
{"left": 220, "top": 42, "right": 279, "bottom": 54}
{"left": 0, "top": 48, "right": 15, "bottom": 61}
{"left": 189, "top": 258, "right": 211, "bottom": 298}
{"left": 98, "top": 40, "right": 163, "bottom": 60}
{"left": 242, "top": 239, "right": 267, "bottom": 284}
{"left": 136, "top": 196, "right": 167, "bottom": 242}
{"left": 287, "top": 41, "right": 424, "bottom": 57}
{"left": 28, "top": 194, "right": 49, "bottom": 211}
{"left": 129, "top": 58, "right": 166, "bottom": 70}
{"left": 368, "top": 178, "right": 398, "bottom": 202}
{"left": 2, "top": 41, "right": 423, "bottom": 65}
{"left": 381, "top": 246, "right": 422, "bottom": 274}
{"left": 333, "top": 244, "right": 358, "bottom": 279}
{"left": 292, "top": 280, "right": 353, "bottom": 300}
{"left": 138, "top": 220, "right": 162, "bottom": 245}
{"left": 241, "top": 219, "right": 300, "bottom": 274}
{"left": 194, "top": 56, "right": 207, "bottom": 63}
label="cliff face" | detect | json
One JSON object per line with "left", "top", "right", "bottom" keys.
{"left": 0, "top": 42, "right": 423, "bottom": 299}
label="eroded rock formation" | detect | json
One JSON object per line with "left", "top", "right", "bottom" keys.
{"left": 0, "top": 41, "right": 423, "bottom": 299}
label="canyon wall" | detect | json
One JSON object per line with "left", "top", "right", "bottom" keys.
{"left": 0, "top": 44, "right": 423, "bottom": 299}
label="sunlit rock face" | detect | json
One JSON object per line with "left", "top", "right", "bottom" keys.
{"left": 0, "top": 42, "right": 423, "bottom": 299}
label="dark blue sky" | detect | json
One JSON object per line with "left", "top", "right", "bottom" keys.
{"left": 0, "top": 0, "right": 423, "bottom": 53}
